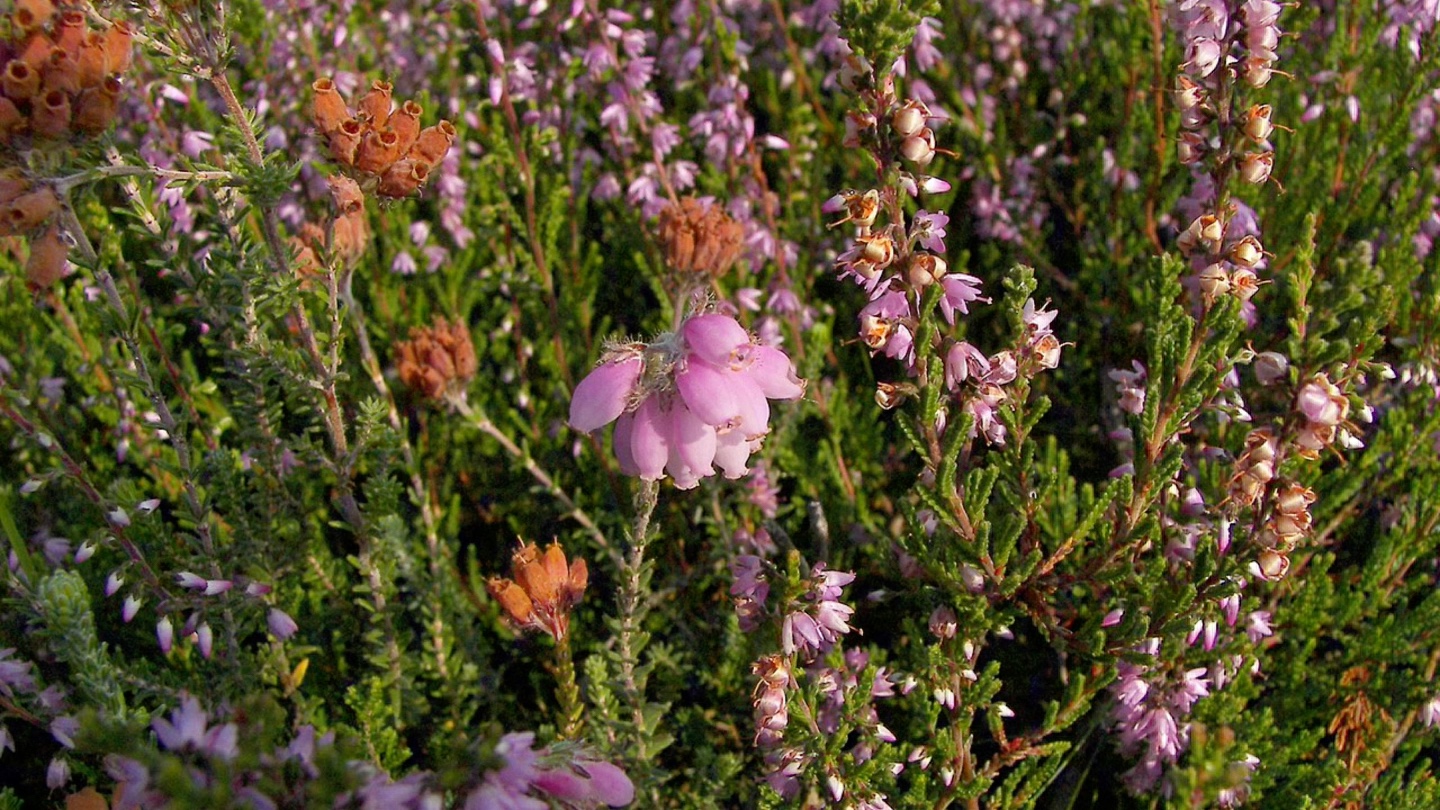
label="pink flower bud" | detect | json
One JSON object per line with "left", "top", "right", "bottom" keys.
{"left": 157, "top": 616, "right": 174, "bottom": 653}
{"left": 579, "top": 760, "right": 635, "bottom": 806}
{"left": 929, "top": 606, "right": 958, "bottom": 640}
{"left": 1296, "top": 376, "right": 1345, "bottom": 425}
{"left": 196, "top": 623, "right": 213, "bottom": 658}
{"left": 268, "top": 608, "right": 299, "bottom": 640}
{"left": 122, "top": 595, "right": 141, "bottom": 623}
{"left": 918, "top": 175, "right": 952, "bottom": 194}
{"left": 202, "top": 579, "right": 233, "bottom": 596}
{"left": 683, "top": 314, "right": 751, "bottom": 368}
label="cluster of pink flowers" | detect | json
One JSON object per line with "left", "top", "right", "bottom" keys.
{"left": 1108, "top": 646, "right": 1214, "bottom": 793}
{"left": 466, "top": 732, "right": 634, "bottom": 809}
{"left": 948, "top": 298, "right": 1062, "bottom": 446}
{"left": 569, "top": 313, "right": 804, "bottom": 489}
{"left": 781, "top": 563, "right": 857, "bottom": 659}
{"left": 1171, "top": 0, "right": 1287, "bottom": 318}
{"left": 1293, "top": 373, "right": 1360, "bottom": 457}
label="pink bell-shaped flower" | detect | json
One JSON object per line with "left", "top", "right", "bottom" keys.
{"left": 569, "top": 356, "right": 642, "bottom": 432}
{"left": 570, "top": 312, "right": 803, "bottom": 488}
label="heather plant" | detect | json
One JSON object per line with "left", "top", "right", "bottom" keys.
{"left": 1, "top": 0, "right": 1440, "bottom": 808}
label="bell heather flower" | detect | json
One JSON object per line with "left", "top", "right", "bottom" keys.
{"left": 780, "top": 563, "right": 856, "bottom": 660}
{"left": 152, "top": 696, "right": 239, "bottom": 761}
{"left": 467, "top": 731, "right": 634, "bottom": 808}
{"left": 569, "top": 312, "right": 804, "bottom": 489}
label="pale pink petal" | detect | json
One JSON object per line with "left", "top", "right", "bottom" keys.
{"left": 683, "top": 314, "right": 750, "bottom": 367}
{"left": 666, "top": 447, "right": 702, "bottom": 489}
{"left": 745, "top": 345, "right": 805, "bottom": 399}
{"left": 533, "top": 768, "right": 590, "bottom": 801}
{"left": 671, "top": 400, "right": 717, "bottom": 475}
{"left": 569, "top": 358, "right": 642, "bottom": 432}
{"left": 676, "top": 359, "right": 739, "bottom": 427}
{"left": 629, "top": 397, "right": 670, "bottom": 480}
{"left": 713, "top": 430, "right": 752, "bottom": 478}
{"left": 731, "top": 374, "right": 771, "bottom": 439}
{"left": 612, "top": 411, "right": 639, "bottom": 475}
{"left": 581, "top": 761, "right": 635, "bottom": 806}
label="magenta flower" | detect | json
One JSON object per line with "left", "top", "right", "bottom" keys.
{"left": 569, "top": 313, "right": 804, "bottom": 489}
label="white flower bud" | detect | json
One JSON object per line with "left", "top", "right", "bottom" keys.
{"left": 122, "top": 595, "right": 141, "bottom": 623}
{"left": 1254, "top": 351, "right": 1288, "bottom": 385}
{"left": 1243, "top": 104, "right": 1275, "bottom": 142}
{"left": 1230, "top": 235, "right": 1265, "bottom": 268}
{"left": 1174, "top": 76, "right": 1205, "bottom": 111}
{"left": 1177, "top": 132, "right": 1206, "bottom": 164}
{"left": 1238, "top": 151, "right": 1274, "bottom": 184}
{"left": 891, "top": 101, "right": 928, "bottom": 138}
{"left": 899, "top": 128, "right": 936, "bottom": 166}
{"left": 1198, "top": 264, "right": 1230, "bottom": 297}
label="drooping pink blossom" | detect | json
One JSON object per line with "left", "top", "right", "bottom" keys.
{"left": 569, "top": 313, "right": 803, "bottom": 489}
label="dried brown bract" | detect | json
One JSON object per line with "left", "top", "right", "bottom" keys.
{"left": 656, "top": 196, "right": 744, "bottom": 279}
{"left": 0, "top": 7, "right": 131, "bottom": 145}
{"left": 310, "top": 77, "right": 455, "bottom": 200}
{"left": 486, "top": 541, "right": 589, "bottom": 642}
{"left": 395, "top": 318, "right": 478, "bottom": 403}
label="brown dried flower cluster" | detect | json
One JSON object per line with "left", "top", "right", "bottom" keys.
{"left": 1, "top": 1, "right": 132, "bottom": 145}
{"left": 291, "top": 175, "right": 369, "bottom": 276}
{"left": 395, "top": 318, "right": 477, "bottom": 402}
{"left": 487, "top": 541, "right": 589, "bottom": 642}
{"left": 0, "top": 172, "right": 65, "bottom": 289}
{"left": 310, "top": 77, "right": 455, "bottom": 199}
{"left": 656, "top": 196, "right": 744, "bottom": 278}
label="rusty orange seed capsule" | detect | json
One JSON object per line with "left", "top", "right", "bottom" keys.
{"left": 356, "top": 80, "right": 393, "bottom": 127}
{"left": 26, "top": 222, "right": 68, "bottom": 290}
{"left": 309, "top": 78, "right": 350, "bottom": 134}
{"left": 31, "top": 88, "right": 71, "bottom": 139}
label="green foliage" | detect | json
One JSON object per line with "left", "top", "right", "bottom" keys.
{"left": 1, "top": 0, "right": 1439, "bottom": 808}
{"left": 835, "top": 0, "right": 940, "bottom": 76}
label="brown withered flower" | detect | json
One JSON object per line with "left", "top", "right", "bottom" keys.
{"left": 290, "top": 175, "right": 370, "bottom": 278}
{"left": 487, "top": 541, "right": 589, "bottom": 642}
{"left": 0, "top": 5, "right": 132, "bottom": 146}
{"left": 0, "top": 175, "right": 69, "bottom": 291}
{"left": 309, "top": 77, "right": 455, "bottom": 200}
{"left": 656, "top": 196, "right": 744, "bottom": 279}
{"left": 395, "top": 318, "right": 478, "bottom": 403}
